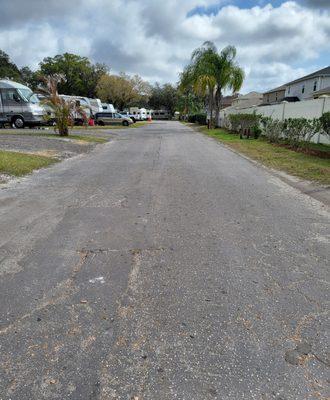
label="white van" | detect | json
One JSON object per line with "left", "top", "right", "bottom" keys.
{"left": 0, "top": 79, "right": 46, "bottom": 128}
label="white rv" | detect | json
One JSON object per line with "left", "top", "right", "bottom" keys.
{"left": 0, "top": 79, "right": 46, "bottom": 128}
{"left": 101, "top": 103, "right": 116, "bottom": 113}
{"left": 129, "top": 107, "right": 147, "bottom": 120}
{"left": 86, "top": 98, "right": 103, "bottom": 114}
{"left": 59, "top": 95, "right": 92, "bottom": 124}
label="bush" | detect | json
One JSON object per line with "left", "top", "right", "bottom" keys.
{"left": 320, "top": 112, "right": 330, "bottom": 136}
{"left": 228, "top": 112, "right": 262, "bottom": 138}
{"left": 187, "top": 113, "right": 207, "bottom": 125}
{"left": 261, "top": 117, "right": 284, "bottom": 143}
{"left": 282, "top": 118, "right": 322, "bottom": 149}
{"left": 228, "top": 114, "right": 241, "bottom": 132}
{"left": 252, "top": 124, "right": 262, "bottom": 139}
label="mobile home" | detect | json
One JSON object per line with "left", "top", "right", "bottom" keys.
{"left": 0, "top": 79, "right": 46, "bottom": 128}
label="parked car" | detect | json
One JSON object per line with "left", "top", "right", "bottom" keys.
{"left": 95, "top": 112, "right": 133, "bottom": 126}
{"left": 0, "top": 79, "right": 47, "bottom": 128}
{"left": 119, "top": 111, "right": 137, "bottom": 123}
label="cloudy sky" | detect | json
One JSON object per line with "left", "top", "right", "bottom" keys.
{"left": 0, "top": 0, "right": 329, "bottom": 93}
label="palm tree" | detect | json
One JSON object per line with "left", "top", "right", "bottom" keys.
{"left": 180, "top": 42, "right": 244, "bottom": 128}
{"left": 39, "top": 74, "right": 87, "bottom": 136}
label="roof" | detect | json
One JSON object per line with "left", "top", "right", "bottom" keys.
{"left": 313, "top": 86, "right": 330, "bottom": 96}
{"left": 263, "top": 85, "right": 287, "bottom": 95}
{"left": 0, "top": 79, "right": 31, "bottom": 90}
{"left": 233, "top": 91, "right": 263, "bottom": 100}
{"left": 286, "top": 66, "right": 330, "bottom": 86}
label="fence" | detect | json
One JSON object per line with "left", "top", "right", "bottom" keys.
{"left": 219, "top": 97, "right": 330, "bottom": 144}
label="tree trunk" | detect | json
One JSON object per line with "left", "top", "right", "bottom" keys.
{"left": 208, "top": 91, "right": 214, "bottom": 129}
{"left": 59, "top": 126, "right": 69, "bottom": 136}
{"left": 215, "top": 88, "right": 222, "bottom": 128}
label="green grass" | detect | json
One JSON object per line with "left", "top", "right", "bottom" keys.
{"left": 0, "top": 150, "right": 58, "bottom": 177}
{"left": 200, "top": 127, "right": 330, "bottom": 185}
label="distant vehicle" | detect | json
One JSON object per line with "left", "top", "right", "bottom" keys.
{"left": 120, "top": 111, "right": 137, "bottom": 123}
{"left": 102, "top": 103, "right": 116, "bottom": 113}
{"left": 151, "top": 110, "right": 171, "bottom": 120}
{"left": 59, "top": 95, "right": 92, "bottom": 125}
{"left": 87, "top": 98, "right": 103, "bottom": 114}
{"left": 0, "top": 79, "right": 46, "bottom": 128}
{"left": 129, "top": 107, "right": 147, "bottom": 121}
{"left": 95, "top": 112, "right": 133, "bottom": 126}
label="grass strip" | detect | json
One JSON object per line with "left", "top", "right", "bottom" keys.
{"left": 0, "top": 150, "right": 58, "bottom": 177}
{"left": 200, "top": 126, "right": 330, "bottom": 185}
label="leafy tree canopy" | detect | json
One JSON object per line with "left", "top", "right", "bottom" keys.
{"left": 0, "top": 50, "right": 21, "bottom": 81}
{"left": 148, "top": 83, "right": 179, "bottom": 114}
{"left": 39, "top": 53, "right": 108, "bottom": 97}
{"left": 96, "top": 73, "right": 152, "bottom": 110}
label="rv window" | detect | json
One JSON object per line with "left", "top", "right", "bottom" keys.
{"left": 2, "top": 89, "right": 22, "bottom": 104}
{"left": 18, "top": 88, "right": 37, "bottom": 103}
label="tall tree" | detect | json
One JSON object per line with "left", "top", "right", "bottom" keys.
{"left": 39, "top": 53, "right": 108, "bottom": 97}
{"left": 148, "top": 83, "right": 179, "bottom": 114}
{"left": 19, "top": 66, "right": 41, "bottom": 90}
{"left": 180, "top": 42, "right": 244, "bottom": 127}
{"left": 0, "top": 50, "right": 21, "bottom": 81}
{"left": 96, "top": 73, "right": 151, "bottom": 109}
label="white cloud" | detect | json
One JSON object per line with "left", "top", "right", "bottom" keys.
{"left": 0, "top": 0, "right": 329, "bottom": 92}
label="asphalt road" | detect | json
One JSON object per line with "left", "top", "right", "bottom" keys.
{"left": 0, "top": 121, "right": 329, "bottom": 400}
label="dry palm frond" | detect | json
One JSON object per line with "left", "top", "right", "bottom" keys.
{"left": 39, "top": 74, "right": 88, "bottom": 136}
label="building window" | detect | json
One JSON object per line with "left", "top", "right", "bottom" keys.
{"left": 288, "top": 86, "right": 290, "bottom": 94}
{"left": 302, "top": 85, "right": 305, "bottom": 94}
{"left": 313, "top": 81, "right": 317, "bottom": 91}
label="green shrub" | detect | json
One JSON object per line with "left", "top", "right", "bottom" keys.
{"left": 320, "top": 112, "right": 330, "bottom": 136}
{"left": 228, "top": 112, "right": 262, "bottom": 138}
{"left": 261, "top": 117, "right": 284, "bottom": 143}
{"left": 252, "top": 124, "right": 262, "bottom": 139}
{"left": 188, "top": 113, "right": 207, "bottom": 125}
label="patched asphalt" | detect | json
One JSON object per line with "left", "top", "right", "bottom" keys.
{"left": 0, "top": 121, "right": 329, "bottom": 399}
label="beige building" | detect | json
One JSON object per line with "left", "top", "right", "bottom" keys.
{"left": 231, "top": 91, "right": 263, "bottom": 109}
{"left": 263, "top": 85, "right": 286, "bottom": 104}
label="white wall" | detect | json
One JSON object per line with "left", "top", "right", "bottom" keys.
{"left": 219, "top": 97, "right": 330, "bottom": 144}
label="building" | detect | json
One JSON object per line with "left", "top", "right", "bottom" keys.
{"left": 231, "top": 91, "right": 263, "bottom": 109}
{"left": 313, "top": 86, "right": 330, "bottom": 99}
{"left": 262, "top": 85, "right": 286, "bottom": 105}
{"left": 220, "top": 93, "right": 239, "bottom": 109}
{"left": 285, "top": 66, "right": 330, "bottom": 100}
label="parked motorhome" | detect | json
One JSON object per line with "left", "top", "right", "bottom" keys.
{"left": 0, "top": 79, "right": 46, "bottom": 128}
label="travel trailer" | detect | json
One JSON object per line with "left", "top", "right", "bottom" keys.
{"left": 87, "top": 98, "right": 103, "bottom": 114}
{"left": 101, "top": 103, "right": 116, "bottom": 113}
{"left": 129, "top": 107, "right": 148, "bottom": 120}
{"left": 59, "top": 95, "right": 92, "bottom": 124}
{"left": 0, "top": 79, "right": 46, "bottom": 128}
